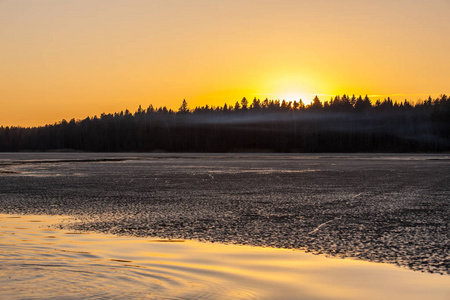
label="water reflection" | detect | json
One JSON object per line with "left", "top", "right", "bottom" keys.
{"left": 0, "top": 214, "right": 449, "bottom": 300}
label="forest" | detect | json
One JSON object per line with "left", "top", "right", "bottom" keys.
{"left": 0, "top": 94, "right": 449, "bottom": 152}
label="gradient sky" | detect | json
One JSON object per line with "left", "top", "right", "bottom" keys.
{"left": 1, "top": 0, "right": 449, "bottom": 127}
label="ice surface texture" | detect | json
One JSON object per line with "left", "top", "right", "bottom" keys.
{"left": 0, "top": 153, "right": 449, "bottom": 274}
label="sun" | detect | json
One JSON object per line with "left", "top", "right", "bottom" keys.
{"left": 262, "top": 73, "right": 319, "bottom": 106}
{"left": 279, "top": 92, "right": 312, "bottom": 105}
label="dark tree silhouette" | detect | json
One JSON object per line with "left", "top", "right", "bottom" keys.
{"left": 0, "top": 95, "right": 449, "bottom": 153}
{"left": 240, "top": 97, "right": 248, "bottom": 110}
{"left": 309, "top": 96, "right": 323, "bottom": 111}
{"left": 178, "top": 99, "right": 189, "bottom": 114}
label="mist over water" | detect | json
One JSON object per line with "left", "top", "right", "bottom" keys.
{"left": 1, "top": 95, "right": 449, "bottom": 152}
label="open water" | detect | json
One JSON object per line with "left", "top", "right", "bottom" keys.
{"left": 0, "top": 153, "right": 449, "bottom": 298}
{"left": 1, "top": 214, "right": 449, "bottom": 300}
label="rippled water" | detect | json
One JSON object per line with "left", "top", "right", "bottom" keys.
{"left": 1, "top": 214, "right": 449, "bottom": 300}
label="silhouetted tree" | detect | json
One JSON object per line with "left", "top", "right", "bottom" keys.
{"left": 0, "top": 95, "right": 448, "bottom": 153}
{"left": 240, "top": 97, "right": 248, "bottom": 110}
{"left": 251, "top": 97, "right": 261, "bottom": 110}
{"left": 178, "top": 99, "right": 189, "bottom": 114}
{"left": 309, "top": 96, "right": 323, "bottom": 111}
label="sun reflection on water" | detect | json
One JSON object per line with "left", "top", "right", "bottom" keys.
{"left": 0, "top": 214, "right": 449, "bottom": 300}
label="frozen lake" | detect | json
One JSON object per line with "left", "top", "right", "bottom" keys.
{"left": 0, "top": 153, "right": 449, "bottom": 294}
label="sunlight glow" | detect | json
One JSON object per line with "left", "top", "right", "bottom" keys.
{"left": 0, "top": 0, "right": 448, "bottom": 126}
{"left": 261, "top": 73, "right": 321, "bottom": 106}
{"left": 279, "top": 92, "right": 311, "bottom": 105}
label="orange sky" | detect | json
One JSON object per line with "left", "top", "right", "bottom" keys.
{"left": 1, "top": 0, "right": 449, "bottom": 127}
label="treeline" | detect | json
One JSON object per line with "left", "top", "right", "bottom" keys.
{"left": 1, "top": 95, "right": 449, "bottom": 152}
